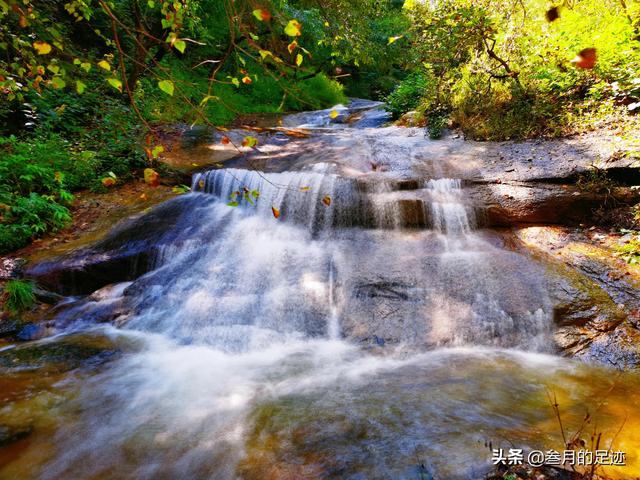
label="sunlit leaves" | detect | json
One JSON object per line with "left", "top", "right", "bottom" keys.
{"left": 388, "top": 35, "right": 403, "bottom": 44}
{"left": 329, "top": 109, "right": 339, "bottom": 119}
{"left": 284, "top": 19, "right": 302, "bottom": 37}
{"left": 76, "top": 80, "right": 86, "bottom": 94}
{"left": 107, "top": 77, "right": 122, "bottom": 92}
{"left": 227, "top": 188, "right": 257, "bottom": 207}
{"left": 158, "top": 79, "right": 174, "bottom": 96}
{"left": 97, "top": 60, "right": 111, "bottom": 71}
{"left": 259, "top": 49, "right": 272, "bottom": 60}
{"left": 271, "top": 206, "right": 280, "bottom": 218}
{"left": 51, "top": 76, "right": 65, "bottom": 89}
{"left": 570, "top": 48, "right": 597, "bottom": 69}
{"left": 295, "top": 54, "right": 303, "bottom": 66}
{"left": 151, "top": 145, "right": 164, "bottom": 158}
{"left": 287, "top": 41, "right": 298, "bottom": 54}
{"left": 230, "top": 76, "right": 240, "bottom": 88}
{"left": 172, "top": 185, "right": 191, "bottom": 194}
{"left": 33, "top": 41, "right": 52, "bottom": 54}
{"left": 252, "top": 9, "right": 271, "bottom": 22}
{"left": 242, "top": 136, "right": 258, "bottom": 147}
{"left": 144, "top": 168, "right": 160, "bottom": 187}
{"left": 174, "top": 39, "right": 186, "bottom": 53}
{"left": 242, "top": 75, "right": 253, "bottom": 84}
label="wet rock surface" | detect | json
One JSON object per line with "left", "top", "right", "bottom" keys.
{"left": 16, "top": 101, "right": 640, "bottom": 371}
{"left": 26, "top": 194, "right": 219, "bottom": 295}
{"left": 0, "top": 332, "right": 126, "bottom": 374}
{"left": 513, "top": 226, "right": 640, "bottom": 369}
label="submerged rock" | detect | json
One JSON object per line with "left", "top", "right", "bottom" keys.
{"left": 0, "top": 332, "right": 125, "bottom": 374}
{"left": 0, "top": 424, "right": 33, "bottom": 448}
{"left": 16, "top": 323, "right": 46, "bottom": 341}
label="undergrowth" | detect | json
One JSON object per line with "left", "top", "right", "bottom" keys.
{"left": 2, "top": 280, "right": 36, "bottom": 314}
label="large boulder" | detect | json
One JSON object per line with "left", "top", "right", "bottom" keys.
{"left": 26, "top": 194, "right": 216, "bottom": 295}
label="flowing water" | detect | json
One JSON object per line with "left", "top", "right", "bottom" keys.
{"left": 1, "top": 102, "right": 640, "bottom": 479}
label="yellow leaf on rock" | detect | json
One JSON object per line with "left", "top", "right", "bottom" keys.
{"left": 144, "top": 168, "right": 160, "bottom": 187}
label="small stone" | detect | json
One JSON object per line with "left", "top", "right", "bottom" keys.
{"left": 17, "top": 324, "right": 46, "bottom": 341}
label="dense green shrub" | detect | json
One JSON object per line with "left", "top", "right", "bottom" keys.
{"left": 0, "top": 136, "right": 75, "bottom": 253}
{"left": 397, "top": 0, "right": 640, "bottom": 140}
{"left": 385, "top": 73, "right": 430, "bottom": 119}
{"left": 284, "top": 74, "right": 347, "bottom": 111}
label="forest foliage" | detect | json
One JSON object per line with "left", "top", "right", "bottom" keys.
{"left": 0, "top": 0, "right": 639, "bottom": 253}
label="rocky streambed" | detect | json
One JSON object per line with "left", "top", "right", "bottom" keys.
{"left": 1, "top": 100, "right": 640, "bottom": 479}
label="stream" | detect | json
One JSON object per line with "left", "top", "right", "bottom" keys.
{"left": 1, "top": 101, "right": 639, "bottom": 479}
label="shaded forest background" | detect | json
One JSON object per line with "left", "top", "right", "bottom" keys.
{"left": 0, "top": 0, "right": 639, "bottom": 255}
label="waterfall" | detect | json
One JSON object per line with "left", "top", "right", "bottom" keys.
{"left": 20, "top": 103, "right": 566, "bottom": 480}
{"left": 425, "top": 178, "right": 474, "bottom": 234}
{"left": 327, "top": 260, "right": 340, "bottom": 340}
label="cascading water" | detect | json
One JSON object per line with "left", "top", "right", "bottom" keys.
{"left": 2, "top": 102, "right": 638, "bottom": 480}
{"left": 426, "top": 178, "right": 474, "bottom": 234}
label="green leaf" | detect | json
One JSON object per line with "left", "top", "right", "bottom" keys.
{"left": 259, "top": 50, "right": 272, "bottom": 60}
{"left": 76, "top": 80, "right": 86, "bottom": 94}
{"left": 158, "top": 79, "right": 174, "bottom": 96}
{"left": 107, "top": 77, "right": 123, "bottom": 92}
{"left": 80, "top": 62, "right": 91, "bottom": 72}
{"left": 284, "top": 19, "right": 302, "bottom": 37}
{"left": 230, "top": 77, "right": 240, "bottom": 88}
{"left": 174, "top": 39, "right": 186, "bottom": 53}
{"left": 51, "top": 77, "right": 66, "bottom": 89}
{"left": 227, "top": 201, "right": 239, "bottom": 207}
{"left": 252, "top": 9, "right": 271, "bottom": 21}
{"left": 242, "top": 136, "right": 258, "bottom": 148}
{"left": 296, "top": 53, "right": 303, "bottom": 66}
{"left": 151, "top": 145, "right": 164, "bottom": 158}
